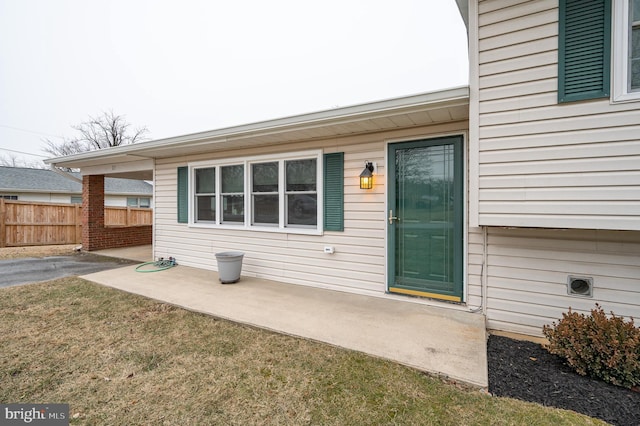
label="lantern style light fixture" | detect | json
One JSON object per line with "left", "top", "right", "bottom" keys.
{"left": 359, "top": 161, "right": 374, "bottom": 189}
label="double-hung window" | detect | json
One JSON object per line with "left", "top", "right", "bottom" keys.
{"left": 252, "top": 162, "right": 279, "bottom": 225}
{"left": 190, "top": 151, "right": 322, "bottom": 234}
{"left": 221, "top": 165, "right": 244, "bottom": 224}
{"left": 195, "top": 167, "right": 216, "bottom": 222}
{"left": 613, "top": 0, "right": 640, "bottom": 100}
{"left": 285, "top": 159, "right": 317, "bottom": 227}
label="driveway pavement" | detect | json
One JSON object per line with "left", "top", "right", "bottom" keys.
{"left": 0, "top": 253, "right": 138, "bottom": 287}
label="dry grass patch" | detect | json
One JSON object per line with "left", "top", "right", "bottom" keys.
{"left": 1, "top": 278, "right": 605, "bottom": 425}
{"left": 0, "top": 244, "right": 77, "bottom": 260}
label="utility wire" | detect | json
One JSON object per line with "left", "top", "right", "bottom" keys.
{"left": 0, "top": 146, "right": 47, "bottom": 158}
{"left": 0, "top": 124, "right": 64, "bottom": 139}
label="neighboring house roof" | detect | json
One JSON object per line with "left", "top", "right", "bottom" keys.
{"left": 0, "top": 166, "right": 152, "bottom": 195}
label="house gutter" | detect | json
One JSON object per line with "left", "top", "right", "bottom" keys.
{"left": 44, "top": 86, "right": 469, "bottom": 168}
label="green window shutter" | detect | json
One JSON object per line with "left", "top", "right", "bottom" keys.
{"left": 558, "top": 0, "right": 611, "bottom": 103}
{"left": 177, "top": 166, "right": 188, "bottom": 223}
{"left": 323, "top": 152, "right": 344, "bottom": 231}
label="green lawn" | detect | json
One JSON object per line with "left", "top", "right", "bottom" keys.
{"left": 1, "top": 278, "right": 604, "bottom": 425}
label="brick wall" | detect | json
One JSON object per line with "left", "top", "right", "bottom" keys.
{"left": 82, "top": 175, "right": 152, "bottom": 251}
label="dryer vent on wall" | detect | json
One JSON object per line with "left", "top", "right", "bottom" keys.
{"left": 567, "top": 276, "right": 593, "bottom": 297}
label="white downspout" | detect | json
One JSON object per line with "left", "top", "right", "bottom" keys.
{"left": 482, "top": 226, "right": 488, "bottom": 315}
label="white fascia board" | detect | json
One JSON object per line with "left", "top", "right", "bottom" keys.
{"left": 80, "top": 159, "right": 155, "bottom": 176}
{"left": 46, "top": 87, "right": 469, "bottom": 168}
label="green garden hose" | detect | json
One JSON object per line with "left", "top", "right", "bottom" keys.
{"left": 135, "top": 257, "right": 177, "bottom": 273}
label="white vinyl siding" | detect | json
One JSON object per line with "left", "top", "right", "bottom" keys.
{"left": 466, "top": 226, "right": 485, "bottom": 310}
{"left": 156, "top": 149, "right": 386, "bottom": 293}
{"left": 153, "top": 122, "right": 473, "bottom": 299}
{"left": 484, "top": 227, "right": 640, "bottom": 336}
{"left": 476, "top": 0, "right": 640, "bottom": 231}
{"left": 472, "top": 0, "right": 640, "bottom": 337}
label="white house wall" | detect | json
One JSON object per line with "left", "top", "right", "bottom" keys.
{"left": 154, "top": 122, "right": 480, "bottom": 304}
{"left": 8, "top": 192, "right": 149, "bottom": 208}
{"left": 476, "top": 0, "right": 640, "bottom": 231}
{"left": 12, "top": 193, "right": 72, "bottom": 204}
{"left": 472, "top": 0, "right": 640, "bottom": 336}
{"left": 484, "top": 227, "right": 640, "bottom": 336}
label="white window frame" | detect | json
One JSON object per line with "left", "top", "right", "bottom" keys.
{"left": 194, "top": 166, "right": 218, "bottom": 223}
{"left": 188, "top": 150, "right": 323, "bottom": 235}
{"left": 613, "top": 0, "right": 640, "bottom": 101}
{"left": 220, "top": 164, "right": 245, "bottom": 225}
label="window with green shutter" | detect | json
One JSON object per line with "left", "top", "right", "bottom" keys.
{"left": 183, "top": 150, "right": 327, "bottom": 234}
{"left": 558, "top": 0, "right": 612, "bottom": 103}
{"left": 177, "top": 166, "right": 188, "bottom": 223}
{"left": 323, "top": 152, "right": 344, "bottom": 231}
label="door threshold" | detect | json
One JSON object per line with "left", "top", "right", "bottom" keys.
{"left": 388, "top": 287, "right": 462, "bottom": 303}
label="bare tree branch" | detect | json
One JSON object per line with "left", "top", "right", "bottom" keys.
{"left": 0, "top": 154, "right": 46, "bottom": 169}
{"left": 42, "top": 110, "right": 150, "bottom": 156}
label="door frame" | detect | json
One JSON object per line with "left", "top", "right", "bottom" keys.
{"left": 385, "top": 133, "right": 467, "bottom": 303}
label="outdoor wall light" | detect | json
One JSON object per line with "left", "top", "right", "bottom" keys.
{"left": 359, "top": 161, "right": 374, "bottom": 189}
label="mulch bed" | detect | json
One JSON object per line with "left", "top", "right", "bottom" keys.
{"left": 488, "top": 335, "right": 640, "bottom": 426}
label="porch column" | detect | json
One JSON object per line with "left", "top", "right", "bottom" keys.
{"left": 82, "top": 174, "right": 105, "bottom": 251}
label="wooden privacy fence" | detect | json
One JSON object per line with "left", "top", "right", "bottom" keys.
{"left": 0, "top": 199, "right": 152, "bottom": 247}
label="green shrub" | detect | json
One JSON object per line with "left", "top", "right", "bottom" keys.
{"left": 542, "top": 304, "right": 640, "bottom": 388}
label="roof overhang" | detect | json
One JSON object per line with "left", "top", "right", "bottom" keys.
{"left": 455, "top": 0, "right": 469, "bottom": 30}
{"left": 45, "top": 86, "right": 469, "bottom": 178}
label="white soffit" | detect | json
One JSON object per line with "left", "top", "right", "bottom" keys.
{"left": 46, "top": 87, "right": 469, "bottom": 169}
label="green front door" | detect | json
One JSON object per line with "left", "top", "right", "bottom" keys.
{"left": 387, "top": 136, "right": 463, "bottom": 302}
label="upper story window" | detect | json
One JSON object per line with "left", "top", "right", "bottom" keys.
{"left": 631, "top": 0, "right": 640, "bottom": 89}
{"left": 613, "top": 0, "right": 640, "bottom": 100}
{"left": 190, "top": 150, "right": 322, "bottom": 234}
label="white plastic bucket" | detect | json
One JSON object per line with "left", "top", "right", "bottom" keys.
{"left": 215, "top": 252, "right": 244, "bottom": 284}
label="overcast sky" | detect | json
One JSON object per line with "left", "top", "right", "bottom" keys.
{"left": 0, "top": 0, "right": 468, "bottom": 165}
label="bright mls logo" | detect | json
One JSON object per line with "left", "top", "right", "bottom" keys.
{"left": 1, "top": 404, "right": 68, "bottom": 425}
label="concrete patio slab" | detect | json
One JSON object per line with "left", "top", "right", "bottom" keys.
{"left": 81, "top": 263, "right": 488, "bottom": 388}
